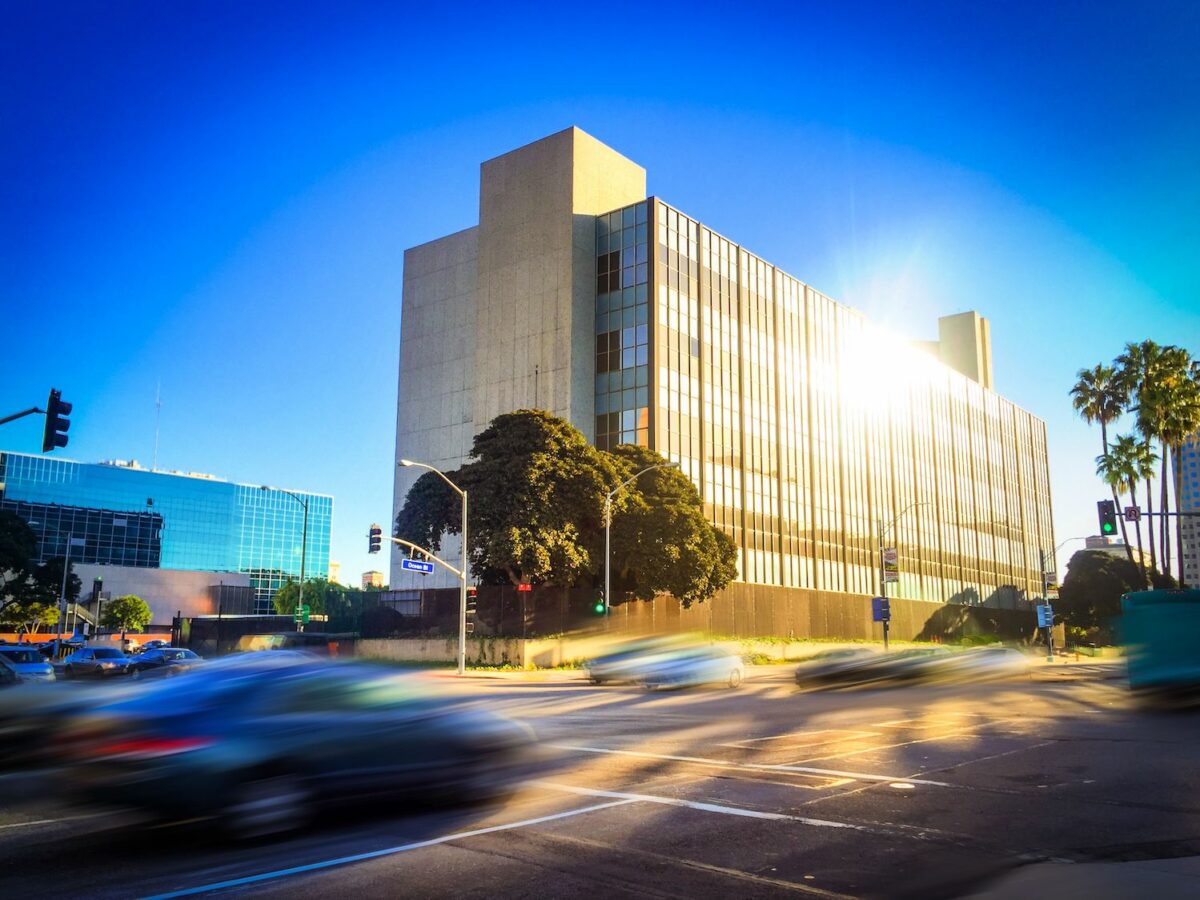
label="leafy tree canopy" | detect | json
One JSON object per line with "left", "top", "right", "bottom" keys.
{"left": 101, "top": 594, "right": 152, "bottom": 634}
{"left": 1058, "top": 550, "right": 1148, "bottom": 639}
{"left": 395, "top": 410, "right": 738, "bottom": 604}
{"left": 272, "top": 578, "right": 351, "bottom": 617}
{"left": 397, "top": 410, "right": 618, "bottom": 588}
{"left": 606, "top": 444, "right": 738, "bottom": 608}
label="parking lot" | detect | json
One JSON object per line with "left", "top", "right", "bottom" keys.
{"left": 2, "top": 663, "right": 1199, "bottom": 898}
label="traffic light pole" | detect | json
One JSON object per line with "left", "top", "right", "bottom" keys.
{"left": 0, "top": 406, "right": 44, "bottom": 427}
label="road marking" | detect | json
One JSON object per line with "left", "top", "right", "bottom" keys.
{"left": 551, "top": 744, "right": 954, "bottom": 787}
{"left": 535, "top": 782, "right": 863, "bottom": 828}
{"left": 139, "top": 799, "right": 639, "bottom": 899}
{"left": 0, "top": 813, "right": 101, "bottom": 830}
{"left": 537, "top": 831, "right": 857, "bottom": 898}
{"left": 724, "top": 728, "right": 881, "bottom": 749}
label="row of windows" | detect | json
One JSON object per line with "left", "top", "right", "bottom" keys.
{"left": 641, "top": 199, "right": 1054, "bottom": 601}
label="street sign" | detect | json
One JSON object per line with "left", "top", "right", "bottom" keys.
{"left": 401, "top": 558, "right": 435, "bottom": 574}
{"left": 1042, "top": 571, "right": 1059, "bottom": 599}
{"left": 1036, "top": 604, "right": 1054, "bottom": 628}
{"left": 882, "top": 548, "right": 899, "bottom": 583}
{"left": 294, "top": 604, "right": 311, "bottom": 624}
{"left": 1124, "top": 506, "right": 1141, "bottom": 523}
{"left": 871, "top": 597, "right": 891, "bottom": 622}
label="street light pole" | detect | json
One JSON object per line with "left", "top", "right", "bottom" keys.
{"left": 56, "top": 535, "right": 82, "bottom": 655}
{"left": 877, "top": 501, "right": 933, "bottom": 650}
{"left": 262, "top": 486, "right": 309, "bottom": 632}
{"left": 399, "top": 459, "right": 468, "bottom": 675}
{"left": 605, "top": 462, "right": 680, "bottom": 614}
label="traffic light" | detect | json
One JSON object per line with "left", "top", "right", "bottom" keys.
{"left": 466, "top": 587, "right": 478, "bottom": 614}
{"left": 41, "top": 388, "right": 71, "bottom": 453}
{"left": 593, "top": 589, "right": 606, "bottom": 615}
{"left": 1097, "top": 500, "right": 1118, "bottom": 536}
{"left": 368, "top": 523, "right": 382, "bottom": 554}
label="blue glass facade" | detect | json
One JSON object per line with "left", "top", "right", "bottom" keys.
{"left": 594, "top": 199, "right": 651, "bottom": 449}
{"left": 0, "top": 452, "right": 332, "bottom": 612}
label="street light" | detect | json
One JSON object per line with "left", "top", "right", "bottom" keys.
{"left": 604, "top": 461, "right": 681, "bottom": 615}
{"left": 877, "top": 501, "right": 933, "bottom": 649}
{"left": 399, "top": 459, "right": 468, "bottom": 675}
{"left": 261, "top": 486, "right": 308, "bottom": 632}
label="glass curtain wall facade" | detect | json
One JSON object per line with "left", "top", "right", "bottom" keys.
{"left": 0, "top": 452, "right": 332, "bottom": 611}
{"left": 595, "top": 199, "right": 1054, "bottom": 604}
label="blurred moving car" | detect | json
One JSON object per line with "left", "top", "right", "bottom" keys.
{"left": 795, "top": 646, "right": 953, "bottom": 689}
{"left": 0, "top": 647, "right": 56, "bottom": 684}
{"left": 922, "top": 646, "right": 1029, "bottom": 683}
{"left": 141, "top": 640, "right": 172, "bottom": 652}
{"left": 793, "top": 648, "right": 881, "bottom": 687}
{"left": 640, "top": 646, "right": 744, "bottom": 689}
{"left": 62, "top": 647, "right": 132, "bottom": 678}
{"left": 585, "top": 637, "right": 687, "bottom": 685}
{"left": 56, "top": 653, "right": 535, "bottom": 838}
{"left": 128, "top": 648, "right": 202, "bottom": 679}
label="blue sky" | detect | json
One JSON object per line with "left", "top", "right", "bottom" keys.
{"left": 3, "top": 1, "right": 1197, "bottom": 581}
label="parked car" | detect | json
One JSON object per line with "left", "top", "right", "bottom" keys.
{"left": 129, "top": 648, "right": 202, "bottom": 679}
{"left": 56, "top": 653, "right": 536, "bottom": 838}
{"left": 0, "top": 647, "right": 56, "bottom": 684}
{"left": 640, "top": 646, "right": 745, "bottom": 689}
{"left": 140, "top": 640, "right": 172, "bottom": 652}
{"left": 62, "top": 647, "right": 132, "bottom": 678}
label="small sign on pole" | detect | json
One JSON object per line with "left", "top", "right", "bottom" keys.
{"left": 1036, "top": 604, "right": 1054, "bottom": 629}
{"left": 401, "top": 559, "right": 435, "bottom": 575}
{"left": 882, "top": 548, "right": 899, "bottom": 584}
{"left": 871, "top": 597, "right": 891, "bottom": 622}
{"left": 1124, "top": 506, "right": 1141, "bottom": 522}
{"left": 1042, "top": 571, "right": 1059, "bottom": 600}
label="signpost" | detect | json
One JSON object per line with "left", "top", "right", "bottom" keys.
{"left": 293, "top": 604, "right": 310, "bottom": 625}
{"left": 400, "top": 558, "right": 436, "bottom": 575}
{"left": 871, "top": 597, "right": 891, "bottom": 648}
{"left": 1124, "top": 506, "right": 1141, "bottom": 523}
{"left": 1036, "top": 603, "right": 1054, "bottom": 661}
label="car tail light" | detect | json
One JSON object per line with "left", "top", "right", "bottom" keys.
{"left": 87, "top": 737, "right": 215, "bottom": 760}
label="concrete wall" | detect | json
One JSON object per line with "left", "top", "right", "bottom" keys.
{"left": 392, "top": 127, "right": 644, "bottom": 590}
{"left": 73, "top": 564, "right": 249, "bottom": 627}
{"left": 937, "top": 311, "right": 994, "bottom": 390}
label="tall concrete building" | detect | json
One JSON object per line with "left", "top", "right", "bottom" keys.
{"left": 393, "top": 127, "right": 1054, "bottom": 612}
{"left": 1179, "top": 434, "right": 1199, "bottom": 586}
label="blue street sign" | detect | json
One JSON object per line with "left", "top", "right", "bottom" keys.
{"left": 401, "top": 558, "right": 435, "bottom": 575}
{"left": 1036, "top": 604, "right": 1054, "bottom": 628}
{"left": 871, "top": 597, "right": 891, "bottom": 622}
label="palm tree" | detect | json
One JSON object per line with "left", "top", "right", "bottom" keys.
{"left": 1156, "top": 351, "right": 1200, "bottom": 585}
{"left": 1071, "top": 363, "right": 1130, "bottom": 554}
{"left": 1071, "top": 363, "right": 1127, "bottom": 454}
{"left": 1126, "top": 435, "right": 1159, "bottom": 576}
{"left": 1117, "top": 340, "right": 1167, "bottom": 572}
{"left": 1096, "top": 445, "right": 1137, "bottom": 567}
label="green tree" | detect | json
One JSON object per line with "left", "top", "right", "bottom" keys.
{"left": 271, "top": 578, "right": 351, "bottom": 618}
{"left": 396, "top": 410, "right": 618, "bottom": 587}
{"left": 1057, "top": 550, "right": 1145, "bottom": 642}
{"left": 1, "top": 552, "right": 81, "bottom": 635}
{"left": 101, "top": 594, "right": 152, "bottom": 638}
{"left": 605, "top": 444, "right": 738, "bottom": 607}
{"left": 1108, "top": 434, "right": 1157, "bottom": 574}
{"left": 1117, "top": 340, "right": 1167, "bottom": 572}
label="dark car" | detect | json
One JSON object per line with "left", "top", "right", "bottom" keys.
{"left": 141, "top": 640, "right": 171, "bottom": 652}
{"left": 56, "top": 653, "right": 535, "bottom": 838}
{"left": 129, "top": 648, "right": 202, "bottom": 679}
{"left": 62, "top": 647, "right": 131, "bottom": 678}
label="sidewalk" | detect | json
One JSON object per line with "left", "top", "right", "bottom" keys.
{"left": 970, "top": 855, "right": 1200, "bottom": 898}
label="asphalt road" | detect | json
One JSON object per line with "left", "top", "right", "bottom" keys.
{"left": 2, "top": 664, "right": 1199, "bottom": 899}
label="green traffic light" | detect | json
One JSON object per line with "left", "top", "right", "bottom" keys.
{"left": 593, "top": 602, "right": 606, "bottom": 614}
{"left": 1103, "top": 522, "right": 1114, "bottom": 534}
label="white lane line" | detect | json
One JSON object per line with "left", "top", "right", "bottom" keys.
{"left": 536, "top": 781, "right": 864, "bottom": 829}
{"left": 0, "top": 813, "right": 101, "bottom": 830}
{"left": 139, "top": 799, "right": 639, "bottom": 899}
{"left": 551, "top": 744, "right": 954, "bottom": 787}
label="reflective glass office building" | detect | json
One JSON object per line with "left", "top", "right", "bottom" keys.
{"left": 0, "top": 452, "right": 332, "bottom": 612}
{"left": 395, "top": 127, "right": 1054, "bottom": 609}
